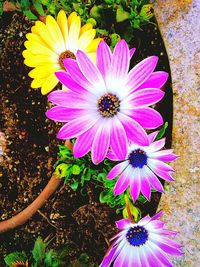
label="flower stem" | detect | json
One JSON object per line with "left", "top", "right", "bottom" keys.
{"left": 124, "top": 195, "right": 134, "bottom": 222}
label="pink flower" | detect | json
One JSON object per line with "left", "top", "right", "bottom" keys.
{"left": 100, "top": 212, "right": 183, "bottom": 267}
{"left": 107, "top": 131, "right": 179, "bottom": 201}
{"left": 46, "top": 40, "right": 167, "bottom": 164}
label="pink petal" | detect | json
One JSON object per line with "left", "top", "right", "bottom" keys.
{"left": 150, "top": 150, "right": 179, "bottom": 162}
{"left": 139, "top": 215, "right": 152, "bottom": 226}
{"left": 97, "top": 40, "right": 112, "bottom": 82}
{"left": 46, "top": 106, "right": 87, "bottom": 122}
{"left": 107, "top": 161, "right": 128, "bottom": 180}
{"left": 126, "top": 56, "right": 158, "bottom": 94}
{"left": 76, "top": 50, "right": 106, "bottom": 95}
{"left": 151, "top": 211, "right": 164, "bottom": 221}
{"left": 55, "top": 71, "right": 87, "bottom": 93}
{"left": 111, "top": 40, "right": 130, "bottom": 78}
{"left": 113, "top": 166, "right": 132, "bottom": 195}
{"left": 124, "top": 107, "right": 163, "bottom": 129}
{"left": 130, "top": 168, "right": 141, "bottom": 202}
{"left": 148, "top": 158, "right": 175, "bottom": 172}
{"left": 107, "top": 150, "right": 122, "bottom": 161}
{"left": 110, "top": 117, "right": 128, "bottom": 160}
{"left": 57, "top": 115, "right": 99, "bottom": 139}
{"left": 91, "top": 121, "right": 110, "bottom": 164}
{"left": 144, "top": 244, "right": 162, "bottom": 267}
{"left": 100, "top": 246, "right": 117, "bottom": 267}
{"left": 148, "top": 131, "right": 159, "bottom": 143}
{"left": 48, "top": 90, "right": 96, "bottom": 109}
{"left": 113, "top": 244, "right": 129, "bottom": 267}
{"left": 135, "top": 71, "right": 169, "bottom": 91}
{"left": 122, "top": 88, "right": 165, "bottom": 108}
{"left": 148, "top": 138, "right": 166, "bottom": 152}
{"left": 130, "top": 48, "right": 136, "bottom": 59}
{"left": 139, "top": 246, "right": 152, "bottom": 267}
{"left": 140, "top": 174, "right": 151, "bottom": 200}
{"left": 73, "top": 123, "right": 99, "bottom": 158}
{"left": 118, "top": 112, "right": 149, "bottom": 146}
{"left": 143, "top": 166, "right": 164, "bottom": 192}
{"left": 116, "top": 218, "right": 131, "bottom": 229}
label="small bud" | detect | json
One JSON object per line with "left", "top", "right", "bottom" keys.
{"left": 139, "top": 4, "right": 154, "bottom": 21}
{"left": 86, "top": 18, "right": 97, "bottom": 27}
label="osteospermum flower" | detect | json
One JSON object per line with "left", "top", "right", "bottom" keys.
{"left": 22, "top": 10, "right": 101, "bottom": 94}
{"left": 107, "top": 131, "right": 179, "bottom": 201}
{"left": 46, "top": 40, "right": 168, "bottom": 164}
{"left": 100, "top": 212, "right": 183, "bottom": 267}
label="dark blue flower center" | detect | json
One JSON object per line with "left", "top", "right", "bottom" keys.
{"left": 98, "top": 93, "right": 120, "bottom": 117}
{"left": 128, "top": 149, "right": 147, "bottom": 168}
{"left": 126, "top": 226, "right": 148, "bottom": 247}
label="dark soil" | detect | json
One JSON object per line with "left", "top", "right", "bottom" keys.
{"left": 0, "top": 12, "right": 173, "bottom": 266}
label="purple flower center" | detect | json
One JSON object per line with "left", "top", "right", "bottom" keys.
{"left": 59, "top": 50, "right": 76, "bottom": 69}
{"left": 98, "top": 93, "right": 120, "bottom": 117}
{"left": 128, "top": 149, "right": 147, "bottom": 168}
{"left": 126, "top": 226, "right": 148, "bottom": 247}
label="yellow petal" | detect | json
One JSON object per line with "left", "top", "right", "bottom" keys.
{"left": 28, "top": 64, "right": 60, "bottom": 79}
{"left": 26, "top": 33, "right": 45, "bottom": 46}
{"left": 24, "top": 54, "right": 56, "bottom": 67}
{"left": 84, "top": 38, "right": 102, "bottom": 53}
{"left": 80, "top": 23, "right": 93, "bottom": 36}
{"left": 68, "top": 12, "right": 77, "bottom": 27}
{"left": 41, "top": 73, "right": 59, "bottom": 95}
{"left": 24, "top": 41, "right": 58, "bottom": 60}
{"left": 87, "top": 52, "right": 97, "bottom": 64}
{"left": 32, "top": 24, "right": 60, "bottom": 54}
{"left": 46, "top": 15, "right": 65, "bottom": 54}
{"left": 31, "top": 78, "right": 46, "bottom": 88}
{"left": 78, "top": 29, "right": 96, "bottom": 51}
{"left": 67, "top": 15, "right": 81, "bottom": 53}
{"left": 57, "top": 10, "right": 68, "bottom": 47}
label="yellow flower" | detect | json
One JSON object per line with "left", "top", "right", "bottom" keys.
{"left": 23, "top": 10, "right": 101, "bottom": 95}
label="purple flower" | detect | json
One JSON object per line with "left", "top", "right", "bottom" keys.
{"left": 100, "top": 212, "right": 183, "bottom": 267}
{"left": 46, "top": 40, "right": 168, "bottom": 164}
{"left": 107, "top": 131, "right": 179, "bottom": 201}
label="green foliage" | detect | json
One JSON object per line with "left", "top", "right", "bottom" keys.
{"left": 4, "top": 251, "right": 27, "bottom": 267}
{"left": 4, "top": 237, "right": 96, "bottom": 267}
{"left": 156, "top": 121, "right": 169, "bottom": 140}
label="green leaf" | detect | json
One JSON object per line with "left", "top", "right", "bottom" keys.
{"left": 137, "top": 194, "right": 147, "bottom": 204}
{"left": 99, "top": 190, "right": 112, "bottom": 203}
{"left": 23, "top": 10, "right": 38, "bottom": 20}
{"left": 4, "top": 251, "right": 27, "bottom": 267}
{"left": 70, "top": 180, "right": 79, "bottom": 191}
{"left": 156, "top": 121, "right": 168, "bottom": 140}
{"left": 55, "top": 163, "right": 69, "bottom": 178}
{"left": 33, "top": 0, "right": 45, "bottom": 16}
{"left": 72, "top": 165, "right": 81, "bottom": 175}
{"left": 44, "top": 250, "right": 53, "bottom": 267}
{"left": 116, "top": 5, "right": 130, "bottom": 23}
{"left": 78, "top": 253, "right": 90, "bottom": 263}
{"left": 20, "top": 0, "right": 30, "bottom": 10}
{"left": 32, "top": 237, "right": 46, "bottom": 264}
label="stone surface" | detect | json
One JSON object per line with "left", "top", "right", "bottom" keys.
{"left": 154, "top": 0, "right": 200, "bottom": 266}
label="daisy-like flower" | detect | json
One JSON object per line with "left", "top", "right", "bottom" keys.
{"left": 46, "top": 40, "right": 168, "bottom": 164}
{"left": 107, "top": 131, "right": 179, "bottom": 202}
{"left": 100, "top": 212, "right": 183, "bottom": 267}
{"left": 22, "top": 10, "right": 101, "bottom": 94}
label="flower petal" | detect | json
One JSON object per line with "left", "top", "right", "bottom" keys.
{"left": 41, "top": 73, "right": 59, "bottom": 95}
{"left": 57, "top": 115, "right": 99, "bottom": 139}
{"left": 124, "top": 107, "right": 163, "bottom": 129}
{"left": 126, "top": 56, "right": 158, "bottom": 94}
{"left": 107, "top": 161, "right": 128, "bottom": 180}
{"left": 149, "top": 149, "right": 179, "bottom": 162}
{"left": 130, "top": 48, "right": 136, "bottom": 59}
{"left": 121, "top": 88, "right": 165, "bottom": 108}
{"left": 73, "top": 123, "right": 99, "bottom": 158}
{"left": 46, "top": 106, "right": 87, "bottom": 122}
{"left": 113, "top": 166, "right": 132, "bottom": 195}
{"left": 117, "top": 112, "right": 149, "bottom": 146}
{"left": 135, "top": 71, "right": 169, "bottom": 91}
{"left": 57, "top": 10, "right": 68, "bottom": 47}
{"left": 111, "top": 39, "right": 130, "bottom": 79}
{"left": 78, "top": 29, "right": 96, "bottom": 51}
{"left": 130, "top": 168, "right": 141, "bottom": 202}
{"left": 116, "top": 219, "right": 132, "bottom": 229}
{"left": 55, "top": 71, "right": 87, "bottom": 93}
{"left": 91, "top": 120, "right": 110, "bottom": 164}
{"left": 143, "top": 166, "right": 164, "bottom": 192}
{"left": 76, "top": 49, "right": 106, "bottom": 95}
{"left": 96, "top": 40, "right": 112, "bottom": 83}
{"left": 148, "top": 131, "right": 159, "bottom": 143}
{"left": 148, "top": 138, "right": 166, "bottom": 152}
{"left": 110, "top": 117, "right": 128, "bottom": 160}
{"left": 140, "top": 174, "right": 151, "bottom": 200}
{"left": 148, "top": 158, "right": 175, "bottom": 172}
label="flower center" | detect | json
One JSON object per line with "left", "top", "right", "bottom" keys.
{"left": 98, "top": 93, "right": 120, "bottom": 118}
{"left": 128, "top": 149, "right": 147, "bottom": 168}
{"left": 59, "top": 50, "right": 76, "bottom": 69}
{"left": 126, "top": 226, "right": 148, "bottom": 247}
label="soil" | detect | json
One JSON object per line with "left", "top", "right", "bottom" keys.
{"left": 0, "top": 12, "right": 173, "bottom": 266}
